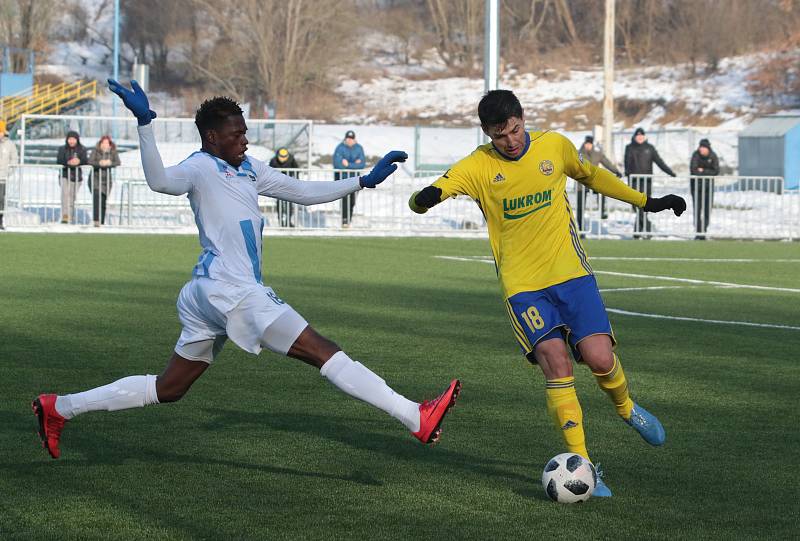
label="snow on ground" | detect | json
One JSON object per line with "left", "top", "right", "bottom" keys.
{"left": 337, "top": 53, "right": 766, "bottom": 127}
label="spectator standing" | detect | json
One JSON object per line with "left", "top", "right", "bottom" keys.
{"left": 624, "top": 127, "right": 676, "bottom": 237}
{"left": 689, "top": 138, "right": 719, "bottom": 240}
{"left": 0, "top": 119, "right": 19, "bottom": 230}
{"left": 577, "top": 135, "right": 622, "bottom": 234}
{"left": 88, "top": 135, "right": 121, "bottom": 227}
{"left": 332, "top": 130, "right": 365, "bottom": 226}
{"left": 269, "top": 147, "right": 299, "bottom": 227}
{"left": 56, "top": 130, "right": 88, "bottom": 224}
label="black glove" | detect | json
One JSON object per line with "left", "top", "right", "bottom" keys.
{"left": 643, "top": 194, "right": 686, "bottom": 216}
{"left": 615, "top": 171, "right": 623, "bottom": 178}
{"left": 415, "top": 186, "right": 443, "bottom": 208}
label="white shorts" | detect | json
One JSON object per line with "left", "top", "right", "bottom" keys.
{"left": 174, "top": 278, "right": 308, "bottom": 363}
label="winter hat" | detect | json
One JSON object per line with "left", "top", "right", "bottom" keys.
{"left": 345, "top": 130, "right": 356, "bottom": 139}
{"left": 699, "top": 138, "right": 711, "bottom": 149}
{"left": 584, "top": 135, "right": 594, "bottom": 144}
{"left": 277, "top": 148, "right": 289, "bottom": 158}
{"left": 633, "top": 127, "right": 645, "bottom": 137}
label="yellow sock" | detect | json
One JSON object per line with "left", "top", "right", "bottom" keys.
{"left": 545, "top": 377, "right": 589, "bottom": 460}
{"left": 592, "top": 354, "right": 634, "bottom": 420}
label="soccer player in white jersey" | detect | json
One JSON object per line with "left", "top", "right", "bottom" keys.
{"left": 32, "top": 80, "right": 460, "bottom": 459}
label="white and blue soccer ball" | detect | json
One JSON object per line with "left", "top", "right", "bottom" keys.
{"left": 541, "top": 453, "right": 596, "bottom": 503}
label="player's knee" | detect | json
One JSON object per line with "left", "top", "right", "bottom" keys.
{"left": 590, "top": 351, "right": 615, "bottom": 373}
{"left": 582, "top": 348, "right": 614, "bottom": 373}
{"left": 287, "top": 326, "right": 341, "bottom": 368}
{"left": 155, "top": 380, "right": 190, "bottom": 403}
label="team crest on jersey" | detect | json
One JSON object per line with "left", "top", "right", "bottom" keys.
{"left": 539, "top": 160, "right": 554, "bottom": 176}
{"left": 493, "top": 173, "right": 505, "bottom": 183}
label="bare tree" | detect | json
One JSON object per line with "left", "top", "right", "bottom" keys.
{"left": 121, "top": 0, "right": 196, "bottom": 82}
{"left": 187, "top": 0, "right": 349, "bottom": 112}
{"left": 425, "top": 0, "right": 483, "bottom": 69}
{"left": 0, "top": 0, "right": 57, "bottom": 70}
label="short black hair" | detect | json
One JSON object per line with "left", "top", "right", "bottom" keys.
{"left": 195, "top": 96, "right": 243, "bottom": 140}
{"left": 478, "top": 90, "right": 523, "bottom": 128}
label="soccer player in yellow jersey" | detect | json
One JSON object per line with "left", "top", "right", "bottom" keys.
{"left": 409, "top": 90, "right": 687, "bottom": 497}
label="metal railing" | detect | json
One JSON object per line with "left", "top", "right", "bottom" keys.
{"left": 572, "top": 174, "right": 797, "bottom": 240}
{"left": 2, "top": 165, "right": 797, "bottom": 239}
{"left": 1, "top": 81, "right": 98, "bottom": 126}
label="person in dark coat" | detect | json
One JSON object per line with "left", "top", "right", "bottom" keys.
{"left": 689, "top": 138, "right": 719, "bottom": 240}
{"left": 88, "top": 135, "right": 121, "bottom": 226}
{"left": 624, "top": 127, "right": 676, "bottom": 237}
{"left": 577, "top": 135, "right": 622, "bottom": 234}
{"left": 269, "top": 147, "right": 299, "bottom": 227}
{"left": 332, "top": 130, "right": 366, "bottom": 226}
{"left": 56, "top": 130, "right": 88, "bottom": 224}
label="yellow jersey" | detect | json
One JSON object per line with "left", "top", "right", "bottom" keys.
{"left": 432, "top": 131, "right": 646, "bottom": 298}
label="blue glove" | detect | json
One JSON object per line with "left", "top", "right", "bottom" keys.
{"left": 359, "top": 150, "right": 408, "bottom": 188}
{"left": 107, "top": 79, "right": 157, "bottom": 126}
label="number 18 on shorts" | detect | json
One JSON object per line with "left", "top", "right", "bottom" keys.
{"left": 504, "top": 275, "right": 614, "bottom": 358}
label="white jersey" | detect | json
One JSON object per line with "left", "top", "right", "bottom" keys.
{"left": 137, "top": 124, "right": 363, "bottom": 286}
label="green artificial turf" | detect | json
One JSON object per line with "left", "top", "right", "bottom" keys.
{"left": 1, "top": 234, "right": 798, "bottom": 540}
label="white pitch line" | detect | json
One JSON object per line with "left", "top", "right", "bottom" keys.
{"left": 436, "top": 255, "right": 494, "bottom": 264}
{"left": 435, "top": 255, "right": 800, "bottom": 264}
{"left": 589, "top": 257, "right": 800, "bottom": 263}
{"left": 599, "top": 286, "right": 689, "bottom": 293}
{"left": 594, "top": 270, "right": 800, "bottom": 294}
{"left": 607, "top": 308, "right": 800, "bottom": 331}
{"left": 435, "top": 256, "right": 800, "bottom": 293}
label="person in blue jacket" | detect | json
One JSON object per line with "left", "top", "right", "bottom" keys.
{"left": 333, "top": 130, "right": 365, "bottom": 225}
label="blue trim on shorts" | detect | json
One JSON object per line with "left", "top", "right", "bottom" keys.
{"left": 192, "top": 250, "right": 216, "bottom": 277}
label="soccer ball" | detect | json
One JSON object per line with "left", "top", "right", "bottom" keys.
{"left": 541, "top": 453, "right": 597, "bottom": 503}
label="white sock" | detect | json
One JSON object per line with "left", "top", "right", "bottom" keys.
{"left": 320, "top": 351, "right": 420, "bottom": 432}
{"left": 54, "top": 375, "right": 160, "bottom": 420}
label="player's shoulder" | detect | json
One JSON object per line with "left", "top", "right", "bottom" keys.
{"left": 532, "top": 130, "right": 572, "bottom": 147}
{"left": 446, "top": 145, "right": 485, "bottom": 170}
{"left": 179, "top": 150, "right": 217, "bottom": 171}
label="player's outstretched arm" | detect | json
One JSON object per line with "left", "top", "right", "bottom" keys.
{"left": 261, "top": 151, "right": 408, "bottom": 205}
{"left": 408, "top": 186, "right": 443, "bottom": 214}
{"left": 108, "top": 79, "right": 192, "bottom": 195}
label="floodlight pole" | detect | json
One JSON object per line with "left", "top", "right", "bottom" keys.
{"left": 112, "top": 0, "right": 120, "bottom": 138}
{"left": 602, "top": 0, "right": 615, "bottom": 160}
{"left": 483, "top": 0, "right": 499, "bottom": 144}
{"left": 484, "top": 0, "right": 499, "bottom": 93}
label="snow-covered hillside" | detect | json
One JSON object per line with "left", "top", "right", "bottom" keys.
{"left": 337, "top": 52, "right": 768, "bottom": 128}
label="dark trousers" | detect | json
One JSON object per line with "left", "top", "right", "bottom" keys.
{"left": 575, "top": 183, "right": 588, "bottom": 231}
{"left": 90, "top": 169, "right": 113, "bottom": 225}
{"left": 629, "top": 176, "right": 653, "bottom": 236}
{"left": 93, "top": 190, "right": 108, "bottom": 224}
{"left": 277, "top": 200, "right": 295, "bottom": 227}
{"left": 0, "top": 179, "right": 6, "bottom": 228}
{"left": 690, "top": 178, "right": 714, "bottom": 237}
{"left": 335, "top": 171, "right": 358, "bottom": 225}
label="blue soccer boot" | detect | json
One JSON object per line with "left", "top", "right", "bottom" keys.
{"left": 625, "top": 402, "right": 666, "bottom": 446}
{"left": 592, "top": 464, "right": 612, "bottom": 497}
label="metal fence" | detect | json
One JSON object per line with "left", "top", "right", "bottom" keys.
{"left": 573, "top": 175, "right": 797, "bottom": 240}
{"left": 17, "top": 114, "right": 314, "bottom": 167}
{"left": 2, "top": 165, "right": 797, "bottom": 239}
